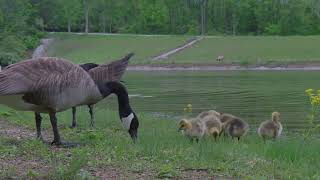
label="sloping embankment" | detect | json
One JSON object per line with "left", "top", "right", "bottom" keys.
{"left": 152, "top": 37, "right": 203, "bottom": 60}
{"left": 32, "top": 38, "right": 53, "bottom": 58}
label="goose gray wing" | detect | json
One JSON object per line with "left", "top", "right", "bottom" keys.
{"left": 89, "top": 53, "right": 134, "bottom": 83}
{"left": 0, "top": 57, "right": 100, "bottom": 112}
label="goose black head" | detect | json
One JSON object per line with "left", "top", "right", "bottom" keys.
{"left": 122, "top": 112, "right": 139, "bottom": 142}
{"left": 101, "top": 81, "right": 139, "bottom": 142}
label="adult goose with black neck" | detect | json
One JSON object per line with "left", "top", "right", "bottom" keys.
{"left": 70, "top": 59, "right": 127, "bottom": 128}
{"left": 0, "top": 54, "right": 139, "bottom": 146}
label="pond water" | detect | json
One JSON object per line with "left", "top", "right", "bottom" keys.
{"left": 102, "top": 71, "right": 320, "bottom": 131}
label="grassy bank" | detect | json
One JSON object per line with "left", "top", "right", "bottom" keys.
{"left": 47, "top": 33, "right": 190, "bottom": 65}
{"left": 47, "top": 33, "right": 320, "bottom": 66}
{"left": 167, "top": 36, "right": 320, "bottom": 65}
{"left": 1, "top": 105, "right": 320, "bottom": 179}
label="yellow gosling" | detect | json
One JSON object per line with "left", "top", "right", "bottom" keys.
{"left": 178, "top": 118, "right": 205, "bottom": 142}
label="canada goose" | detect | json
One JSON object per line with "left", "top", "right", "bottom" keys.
{"left": 221, "top": 113, "right": 249, "bottom": 140}
{"left": 71, "top": 62, "right": 127, "bottom": 128}
{"left": 0, "top": 53, "right": 139, "bottom": 146}
{"left": 178, "top": 118, "right": 205, "bottom": 142}
{"left": 71, "top": 63, "right": 99, "bottom": 128}
{"left": 200, "top": 114, "right": 222, "bottom": 141}
{"left": 258, "top": 112, "right": 282, "bottom": 142}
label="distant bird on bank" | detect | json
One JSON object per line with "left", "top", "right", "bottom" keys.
{"left": 258, "top": 112, "right": 282, "bottom": 142}
{"left": 0, "top": 53, "right": 139, "bottom": 146}
{"left": 216, "top": 55, "right": 224, "bottom": 62}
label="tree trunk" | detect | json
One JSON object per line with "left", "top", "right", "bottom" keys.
{"left": 84, "top": 0, "right": 89, "bottom": 33}
{"left": 200, "top": 0, "right": 207, "bottom": 35}
{"left": 232, "top": 12, "right": 236, "bottom": 36}
{"left": 102, "top": 14, "right": 106, "bottom": 33}
{"left": 109, "top": 17, "right": 112, "bottom": 33}
{"left": 68, "top": 17, "right": 71, "bottom": 33}
{"left": 201, "top": 4, "right": 204, "bottom": 35}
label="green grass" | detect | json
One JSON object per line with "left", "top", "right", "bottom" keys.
{"left": 47, "top": 33, "right": 191, "bottom": 65}
{"left": 47, "top": 34, "right": 320, "bottom": 65}
{"left": 1, "top": 105, "right": 320, "bottom": 179}
{"left": 167, "top": 36, "right": 320, "bottom": 65}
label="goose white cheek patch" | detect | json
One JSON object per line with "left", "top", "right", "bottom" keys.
{"left": 122, "top": 113, "right": 134, "bottom": 130}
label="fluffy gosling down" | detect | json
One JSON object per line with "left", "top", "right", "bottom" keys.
{"left": 200, "top": 114, "right": 222, "bottom": 141}
{"left": 221, "top": 113, "right": 249, "bottom": 140}
{"left": 178, "top": 118, "right": 205, "bottom": 142}
{"left": 197, "top": 110, "right": 221, "bottom": 119}
{"left": 258, "top": 112, "right": 283, "bottom": 142}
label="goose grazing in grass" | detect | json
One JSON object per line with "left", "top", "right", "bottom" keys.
{"left": 258, "top": 112, "right": 282, "bottom": 142}
{"left": 220, "top": 113, "right": 249, "bottom": 141}
{"left": 178, "top": 118, "right": 205, "bottom": 142}
{"left": 71, "top": 62, "right": 98, "bottom": 128}
{"left": 0, "top": 53, "right": 139, "bottom": 146}
{"left": 71, "top": 61, "right": 125, "bottom": 128}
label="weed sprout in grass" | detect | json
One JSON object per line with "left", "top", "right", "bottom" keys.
{"left": 183, "top": 104, "right": 193, "bottom": 118}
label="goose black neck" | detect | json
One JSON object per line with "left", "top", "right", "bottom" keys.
{"left": 102, "top": 81, "right": 132, "bottom": 118}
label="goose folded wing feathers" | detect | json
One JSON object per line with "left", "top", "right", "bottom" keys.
{"left": 88, "top": 53, "right": 134, "bottom": 83}
{"left": 0, "top": 58, "right": 92, "bottom": 96}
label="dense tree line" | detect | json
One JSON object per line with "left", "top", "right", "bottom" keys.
{"left": 34, "top": 0, "right": 320, "bottom": 35}
{"left": 1, "top": 0, "right": 320, "bottom": 65}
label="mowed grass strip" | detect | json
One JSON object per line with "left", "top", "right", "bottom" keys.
{"left": 0, "top": 105, "right": 320, "bottom": 179}
{"left": 166, "top": 36, "right": 320, "bottom": 65}
{"left": 48, "top": 34, "right": 320, "bottom": 65}
{"left": 47, "top": 33, "right": 191, "bottom": 65}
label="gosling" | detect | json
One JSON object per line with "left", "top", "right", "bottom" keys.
{"left": 221, "top": 113, "right": 249, "bottom": 140}
{"left": 178, "top": 118, "right": 205, "bottom": 142}
{"left": 200, "top": 114, "right": 222, "bottom": 141}
{"left": 197, "top": 110, "right": 221, "bottom": 119}
{"left": 258, "top": 112, "right": 282, "bottom": 142}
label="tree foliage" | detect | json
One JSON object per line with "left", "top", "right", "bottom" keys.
{"left": 1, "top": 0, "right": 320, "bottom": 65}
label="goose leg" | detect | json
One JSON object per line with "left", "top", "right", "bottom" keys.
{"left": 35, "top": 112, "right": 43, "bottom": 140}
{"left": 88, "top": 105, "right": 95, "bottom": 128}
{"left": 49, "top": 112, "right": 62, "bottom": 146}
{"left": 71, "top": 107, "right": 77, "bottom": 128}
